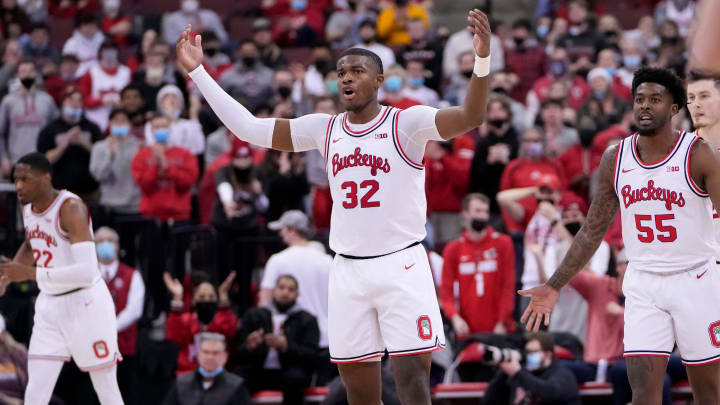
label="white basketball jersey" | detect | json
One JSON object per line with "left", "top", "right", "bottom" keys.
{"left": 323, "top": 106, "right": 426, "bottom": 256}
{"left": 614, "top": 132, "right": 715, "bottom": 273}
{"left": 691, "top": 128, "right": 720, "bottom": 249}
{"left": 22, "top": 190, "right": 98, "bottom": 294}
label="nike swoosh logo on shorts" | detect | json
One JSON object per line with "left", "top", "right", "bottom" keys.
{"left": 697, "top": 270, "right": 708, "bottom": 279}
{"left": 405, "top": 264, "right": 415, "bottom": 270}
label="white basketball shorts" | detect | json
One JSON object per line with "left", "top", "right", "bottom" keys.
{"left": 328, "top": 243, "right": 446, "bottom": 363}
{"left": 28, "top": 280, "right": 122, "bottom": 371}
{"left": 623, "top": 260, "right": 720, "bottom": 366}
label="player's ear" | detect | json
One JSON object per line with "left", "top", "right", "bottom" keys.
{"left": 375, "top": 73, "right": 384, "bottom": 91}
{"left": 670, "top": 103, "right": 679, "bottom": 116}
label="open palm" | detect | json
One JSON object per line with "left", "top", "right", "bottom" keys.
{"left": 518, "top": 284, "right": 559, "bottom": 332}
{"left": 176, "top": 24, "right": 204, "bottom": 72}
{"left": 467, "top": 9, "right": 491, "bottom": 58}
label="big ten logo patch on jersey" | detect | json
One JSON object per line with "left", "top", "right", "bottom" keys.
{"left": 93, "top": 340, "right": 109, "bottom": 358}
{"left": 709, "top": 321, "right": 720, "bottom": 347}
{"left": 417, "top": 316, "right": 433, "bottom": 340}
{"left": 666, "top": 165, "right": 680, "bottom": 172}
{"left": 375, "top": 132, "right": 388, "bottom": 139}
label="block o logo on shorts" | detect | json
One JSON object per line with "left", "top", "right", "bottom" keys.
{"left": 709, "top": 321, "right": 720, "bottom": 347}
{"left": 93, "top": 340, "right": 109, "bottom": 359}
{"left": 417, "top": 316, "right": 432, "bottom": 341}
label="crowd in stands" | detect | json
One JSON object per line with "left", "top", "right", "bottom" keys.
{"left": 0, "top": 0, "right": 706, "bottom": 403}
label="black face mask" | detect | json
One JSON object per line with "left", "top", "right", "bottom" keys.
{"left": 488, "top": 118, "right": 507, "bottom": 128}
{"left": 513, "top": 37, "right": 526, "bottom": 48}
{"left": 273, "top": 298, "right": 295, "bottom": 313}
{"left": 579, "top": 129, "right": 596, "bottom": 148}
{"left": 234, "top": 166, "right": 252, "bottom": 181}
{"left": 277, "top": 85, "right": 292, "bottom": 98}
{"left": 661, "top": 36, "right": 679, "bottom": 45}
{"left": 20, "top": 77, "right": 34, "bottom": 89}
{"left": 471, "top": 218, "right": 488, "bottom": 232}
{"left": 314, "top": 58, "right": 332, "bottom": 75}
{"left": 491, "top": 86, "right": 507, "bottom": 94}
{"left": 195, "top": 301, "right": 219, "bottom": 324}
{"left": 564, "top": 221, "right": 582, "bottom": 236}
{"left": 205, "top": 48, "right": 219, "bottom": 57}
{"left": 242, "top": 56, "right": 257, "bottom": 68}
{"left": 462, "top": 70, "right": 474, "bottom": 79}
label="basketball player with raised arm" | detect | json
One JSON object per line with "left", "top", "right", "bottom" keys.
{"left": 520, "top": 68, "right": 720, "bottom": 404}
{"left": 177, "top": 9, "right": 491, "bottom": 404}
{"left": 1, "top": 153, "right": 123, "bottom": 404}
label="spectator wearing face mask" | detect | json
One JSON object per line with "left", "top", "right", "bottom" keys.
{"left": 218, "top": 40, "right": 274, "bottom": 112}
{"left": 556, "top": 0, "right": 606, "bottom": 57}
{"left": 261, "top": 0, "right": 328, "bottom": 47}
{"left": 469, "top": 97, "right": 519, "bottom": 215}
{"left": 194, "top": 30, "right": 232, "bottom": 81}
{"left": 497, "top": 130, "right": 567, "bottom": 237}
{"left": 403, "top": 59, "right": 439, "bottom": 107}
{"left": 396, "top": 18, "right": 443, "bottom": 91}
{"left": 594, "top": 47, "right": 632, "bottom": 101}
{"left": 162, "top": 0, "right": 228, "bottom": 46}
{"left": 44, "top": 54, "right": 82, "bottom": 105}
{"left": 252, "top": 18, "right": 288, "bottom": 69}
{"left": 0, "top": 59, "right": 57, "bottom": 175}
{"left": 380, "top": 65, "right": 420, "bottom": 109}
{"left": 61, "top": 14, "right": 105, "bottom": 76}
{"left": 482, "top": 332, "right": 581, "bottom": 405}
{"left": 538, "top": 99, "right": 579, "bottom": 158}
{"left": 80, "top": 41, "right": 130, "bottom": 130}
{"left": 504, "top": 18, "right": 547, "bottom": 103}
{"left": 351, "top": 17, "right": 396, "bottom": 70}
{"left": 526, "top": 47, "right": 590, "bottom": 113}
{"left": 37, "top": 88, "right": 101, "bottom": 200}
{"left": 95, "top": 226, "right": 145, "bottom": 403}
{"left": 145, "top": 84, "right": 204, "bottom": 155}
{"left": 577, "top": 68, "right": 631, "bottom": 133}
{"left": 488, "top": 71, "right": 529, "bottom": 133}
{"left": 163, "top": 333, "right": 251, "bottom": 405}
{"left": 441, "top": 193, "right": 515, "bottom": 340}
{"left": 622, "top": 15, "right": 660, "bottom": 55}
{"left": 119, "top": 84, "right": 148, "bottom": 138}
{"left": 233, "top": 275, "right": 319, "bottom": 405}
{"left": 557, "top": 117, "right": 598, "bottom": 204}
{"left": 443, "top": 50, "right": 475, "bottom": 107}
{"left": 164, "top": 272, "right": 238, "bottom": 375}
{"left": 376, "top": 0, "right": 429, "bottom": 46}
{"left": 132, "top": 40, "right": 187, "bottom": 112}
{"left": 303, "top": 43, "right": 334, "bottom": 97}
{"left": 617, "top": 38, "right": 644, "bottom": 88}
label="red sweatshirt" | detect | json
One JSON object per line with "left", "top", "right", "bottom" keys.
{"left": 165, "top": 305, "right": 239, "bottom": 375}
{"left": 131, "top": 146, "right": 199, "bottom": 221}
{"left": 425, "top": 147, "right": 472, "bottom": 213}
{"left": 441, "top": 229, "right": 516, "bottom": 333}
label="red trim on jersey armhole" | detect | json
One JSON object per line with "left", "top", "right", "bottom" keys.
{"left": 612, "top": 140, "right": 621, "bottom": 193}
{"left": 632, "top": 131, "right": 684, "bottom": 167}
{"left": 393, "top": 110, "right": 424, "bottom": 168}
{"left": 686, "top": 136, "right": 709, "bottom": 196}
{"left": 323, "top": 115, "right": 334, "bottom": 166}
{"left": 342, "top": 106, "right": 390, "bottom": 135}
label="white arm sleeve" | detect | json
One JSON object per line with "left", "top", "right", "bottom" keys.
{"left": 394, "top": 105, "right": 444, "bottom": 164}
{"left": 217, "top": 182, "right": 233, "bottom": 204}
{"left": 288, "top": 113, "right": 333, "bottom": 152}
{"left": 35, "top": 242, "right": 100, "bottom": 290}
{"left": 188, "top": 65, "right": 275, "bottom": 148}
{"left": 117, "top": 271, "right": 145, "bottom": 332}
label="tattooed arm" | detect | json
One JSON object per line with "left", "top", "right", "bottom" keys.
{"left": 519, "top": 144, "right": 620, "bottom": 331}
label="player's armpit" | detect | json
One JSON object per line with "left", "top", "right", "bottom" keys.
{"left": 689, "top": 138, "right": 720, "bottom": 210}
{"left": 546, "top": 144, "right": 620, "bottom": 290}
{"left": 58, "top": 199, "right": 93, "bottom": 244}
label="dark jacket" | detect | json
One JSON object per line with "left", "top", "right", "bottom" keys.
{"left": 233, "top": 306, "right": 319, "bottom": 375}
{"left": 469, "top": 128, "right": 520, "bottom": 214}
{"left": 482, "top": 361, "right": 581, "bottom": 405}
{"left": 162, "top": 369, "right": 251, "bottom": 405}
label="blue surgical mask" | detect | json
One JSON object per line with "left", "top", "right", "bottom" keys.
{"left": 63, "top": 106, "right": 82, "bottom": 119}
{"left": 605, "top": 67, "right": 617, "bottom": 77}
{"left": 96, "top": 241, "right": 116, "bottom": 261}
{"left": 408, "top": 77, "right": 424, "bottom": 88}
{"left": 549, "top": 60, "right": 567, "bottom": 77}
{"left": 111, "top": 126, "right": 129, "bottom": 137}
{"left": 623, "top": 55, "right": 641, "bottom": 68}
{"left": 290, "top": 0, "right": 307, "bottom": 11}
{"left": 326, "top": 80, "right": 339, "bottom": 94}
{"left": 154, "top": 129, "right": 170, "bottom": 143}
{"left": 198, "top": 366, "right": 223, "bottom": 378}
{"left": 536, "top": 25, "right": 549, "bottom": 38}
{"left": 525, "top": 352, "right": 543, "bottom": 371}
{"left": 594, "top": 91, "right": 606, "bottom": 99}
{"left": 385, "top": 76, "right": 403, "bottom": 92}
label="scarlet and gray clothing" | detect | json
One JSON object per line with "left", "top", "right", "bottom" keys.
{"left": 101, "top": 261, "right": 144, "bottom": 356}
{"left": 0, "top": 88, "right": 58, "bottom": 162}
{"left": 162, "top": 370, "right": 251, "bottom": 405}
{"left": 89, "top": 136, "right": 142, "bottom": 213}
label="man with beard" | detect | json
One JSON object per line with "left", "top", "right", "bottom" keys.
{"left": 521, "top": 67, "right": 720, "bottom": 404}
{"left": 234, "top": 275, "right": 319, "bottom": 405}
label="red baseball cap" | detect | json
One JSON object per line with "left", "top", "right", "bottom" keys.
{"left": 538, "top": 174, "right": 561, "bottom": 191}
{"left": 559, "top": 191, "right": 588, "bottom": 215}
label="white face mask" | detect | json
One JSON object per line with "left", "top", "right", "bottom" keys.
{"left": 181, "top": 0, "right": 199, "bottom": 12}
{"left": 525, "top": 352, "right": 543, "bottom": 371}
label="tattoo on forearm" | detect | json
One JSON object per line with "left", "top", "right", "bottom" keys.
{"left": 547, "top": 148, "right": 620, "bottom": 290}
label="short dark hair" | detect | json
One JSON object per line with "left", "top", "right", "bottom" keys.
{"left": 60, "top": 53, "right": 79, "bottom": 64}
{"left": 108, "top": 108, "right": 129, "bottom": 121}
{"left": 121, "top": 83, "right": 143, "bottom": 97}
{"left": 687, "top": 69, "right": 720, "bottom": 90}
{"left": 631, "top": 67, "right": 686, "bottom": 107}
{"left": 277, "top": 274, "right": 299, "bottom": 289}
{"left": 338, "top": 48, "right": 383, "bottom": 74}
{"left": 75, "top": 13, "right": 97, "bottom": 28}
{"left": 525, "top": 332, "right": 555, "bottom": 352}
{"left": 512, "top": 18, "right": 532, "bottom": 31}
{"left": 541, "top": 98, "right": 564, "bottom": 110}
{"left": 462, "top": 193, "right": 491, "bottom": 211}
{"left": 17, "top": 152, "right": 51, "bottom": 174}
{"left": 31, "top": 22, "right": 49, "bottom": 32}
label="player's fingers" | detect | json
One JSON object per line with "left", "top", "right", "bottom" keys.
{"left": 520, "top": 303, "right": 532, "bottom": 323}
{"left": 527, "top": 311, "right": 538, "bottom": 331}
{"left": 543, "top": 311, "right": 551, "bottom": 326}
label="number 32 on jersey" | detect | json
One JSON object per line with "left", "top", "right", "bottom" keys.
{"left": 341, "top": 180, "right": 380, "bottom": 209}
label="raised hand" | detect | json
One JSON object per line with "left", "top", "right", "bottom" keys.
{"left": 163, "top": 272, "right": 184, "bottom": 301}
{"left": 218, "top": 271, "right": 236, "bottom": 304}
{"left": 467, "top": 9, "right": 491, "bottom": 58}
{"left": 518, "top": 284, "right": 559, "bottom": 332}
{"left": 176, "top": 24, "right": 204, "bottom": 72}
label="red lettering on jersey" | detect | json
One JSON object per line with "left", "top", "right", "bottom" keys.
{"left": 331, "top": 147, "right": 391, "bottom": 177}
{"left": 24, "top": 225, "right": 57, "bottom": 248}
{"left": 620, "top": 180, "right": 686, "bottom": 211}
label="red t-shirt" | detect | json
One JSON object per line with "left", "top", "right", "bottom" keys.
{"left": 441, "top": 229, "right": 516, "bottom": 333}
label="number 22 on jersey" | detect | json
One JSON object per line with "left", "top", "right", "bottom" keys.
{"left": 32, "top": 249, "right": 53, "bottom": 267}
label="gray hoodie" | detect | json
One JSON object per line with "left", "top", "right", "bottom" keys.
{"left": 0, "top": 88, "right": 58, "bottom": 162}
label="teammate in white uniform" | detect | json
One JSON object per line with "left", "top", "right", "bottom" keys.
{"left": 177, "top": 9, "right": 493, "bottom": 404}
{"left": 520, "top": 68, "right": 720, "bottom": 404}
{"left": 687, "top": 71, "right": 720, "bottom": 243}
{"left": 1, "top": 153, "right": 123, "bottom": 404}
